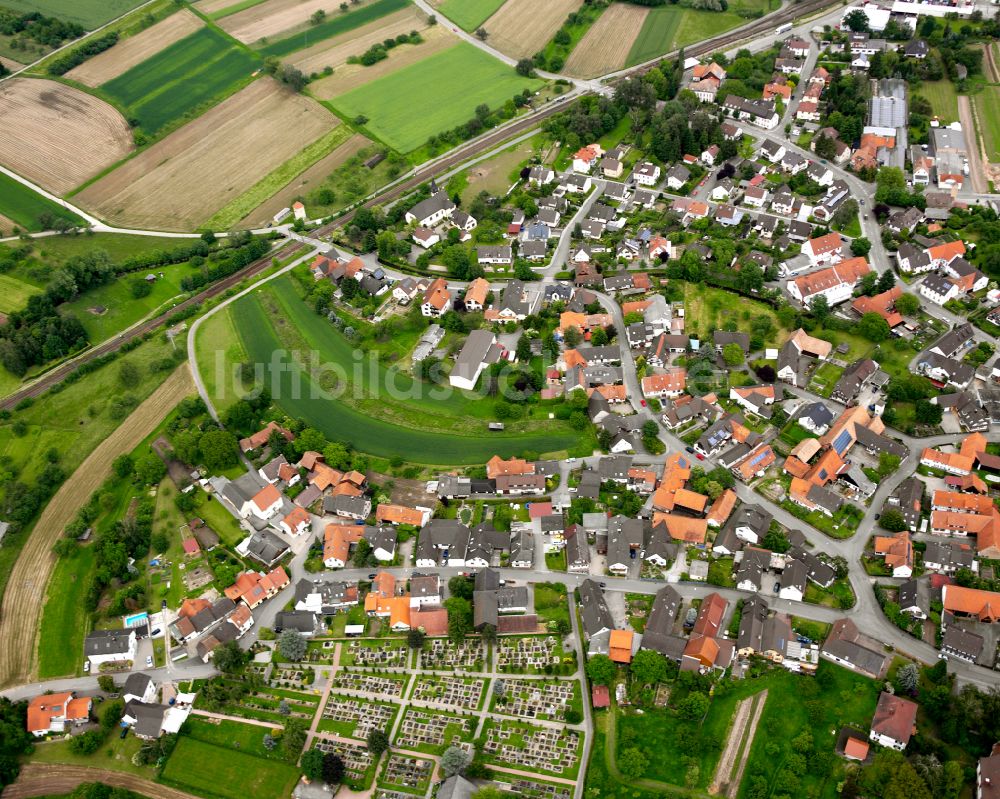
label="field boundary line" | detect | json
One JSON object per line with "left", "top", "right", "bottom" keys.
{"left": 0, "top": 365, "right": 194, "bottom": 687}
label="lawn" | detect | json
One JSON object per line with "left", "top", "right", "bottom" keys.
{"left": 194, "top": 305, "right": 246, "bottom": 414}
{"left": 36, "top": 544, "right": 96, "bottom": 678}
{"left": 534, "top": 583, "right": 570, "bottom": 628}
{"left": 1, "top": 0, "right": 147, "bottom": 28}
{"left": 917, "top": 79, "right": 960, "bottom": 124}
{"left": 182, "top": 716, "right": 294, "bottom": 761}
{"left": 974, "top": 85, "right": 1000, "bottom": 161}
{"left": 24, "top": 233, "right": 186, "bottom": 264}
{"left": 331, "top": 42, "right": 543, "bottom": 152}
{"left": 102, "top": 27, "right": 260, "bottom": 137}
{"left": 160, "top": 736, "right": 300, "bottom": 799}
{"left": 61, "top": 263, "right": 196, "bottom": 342}
{"left": 257, "top": 0, "right": 410, "bottom": 58}
{"left": 0, "top": 171, "right": 86, "bottom": 233}
{"left": 220, "top": 279, "right": 584, "bottom": 463}
{"left": 438, "top": 0, "right": 506, "bottom": 31}
{"left": 682, "top": 282, "right": 789, "bottom": 348}
{"left": 0, "top": 273, "right": 41, "bottom": 313}
{"left": 808, "top": 362, "right": 844, "bottom": 399}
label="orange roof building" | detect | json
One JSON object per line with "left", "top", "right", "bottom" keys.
{"left": 927, "top": 240, "right": 966, "bottom": 264}
{"left": 942, "top": 584, "right": 1000, "bottom": 622}
{"left": 464, "top": 277, "right": 489, "bottom": 309}
{"left": 921, "top": 446, "right": 974, "bottom": 476}
{"left": 852, "top": 286, "right": 904, "bottom": 328}
{"left": 486, "top": 456, "right": 535, "bottom": 480}
{"left": 376, "top": 504, "right": 429, "bottom": 526}
{"left": 224, "top": 567, "right": 290, "bottom": 608}
{"left": 280, "top": 506, "right": 311, "bottom": 536}
{"left": 609, "top": 629, "right": 635, "bottom": 664}
{"left": 844, "top": 736, "right": 870, "bottom": 761}
{"left": 652, "top": 513, "right": 708, "bottom": 544}
{"left": 323, "top": 523, "right": 364, "bottom": 568}
{"left": 239, "top": 421, "right": 294, "bottom": 453}
{"left": 873, "top": 532, "right": 913, "bottom": 577}
{"left": 642, "top": 369, "right": 687, "bottom": 398}
{"left": 178, "top": 598, "right": 211, "bottom": 619}
{"left": 27, "top": 692, "right": 91, "bottom": 736}
{"left": 707, "top": 489, "right": 737, "bottom": 527}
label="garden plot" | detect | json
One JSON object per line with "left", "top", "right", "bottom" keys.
{"left": 314, "top": 737, "right": 374, "bottom": 788}
{"left": 66, "top": 9, "right": 204, "bottom": 86}
{"left": 394, "top": 708, "right": 474, "bottom": 755}
{"left": 340, "top": 639, "right": 408, "bottom": 668}
{"left": 483, "top": 0, "right": 582, "bottom": 59}
{"left": 493, "top": 678, "right": 579, "bottom": 722}
{"left": 319, "top": 695, "right": 398, "bottom": 739}
{"left": 420, "top": 637, "right": 486, "bottom": 671}
{"left": 378, "top": 753, "right": 434, "bottom": 795}
{"left": 0, "top": 78, "right": 132, "bottom": 195}
{"left": 480, "top": 719, "right": 582, "bottom": 778}
{"left": 411, "top": 676, "right": 486, "bottom": 710}
{"left": 329, "top": 671, "right": 408, "bottom": 699}
{"left": 496, "top": 635, "right": 566, "bottom": 673}
{"left": 76, "top": 78, "right": 337, "bottom": 230}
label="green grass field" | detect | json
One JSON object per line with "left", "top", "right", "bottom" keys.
{"left": 628, "top": 3, "right": 772, "bottom": 65}
{"left": 332, "top": 42, "right": 542, "bottom": 152}
{"left": 161, "top": 736, "right": 300, "bottom": 799}
{"left": 0, "top": 0, "right": 147, "bottom": 28}
{"left": 257, "top": 0, "right": 410, "bottom": 57}
{"left": 437, "top": 0, "right": 506, "bottom": 31}
{"left": 918, "top": 79, "right": 960, "bottom": 124}
{"left": 0, "top": 172, "right": 86, "bottom": 233}
{"left": 195, "top": 306, "right": 246, "bottom": 414}
{"left": 183, "top": 717, "right": 295, "bottom": 760}
{"left": 218, "top": 277, "right": 583, "bottom": 463}
{"left": 37, "top": 545, "right": 96, "bottom": 679}
{"left": 209, "top": 0, "right": 269, "bottom": 20}
{"left": 974, "top": 86, "right": 1000, "bottom": 160}
{"left": 61, "top": 263, "right": 195, "bottom": 342}
{"left": 25, "top": 233, "right": 185, "bottom": 264}
{"left": 0, "top": 274, "right": 41, "bottom": 313}
{"left": 102, "top": 27, "right": 259, "bottom": 137}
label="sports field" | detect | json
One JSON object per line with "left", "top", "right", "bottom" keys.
{"left": 219, "top": 278, "right": 583, "bottom": 463}
{"left": 437, "top": 0, "right": 506, "bottom": 31}
{"left": 332, "top": 42, "right": 542, "bottom": 152}
{"left": 0, "top": 0, "right": 147, "bottom": 28}
{"left": 256, "top": 0, "right": 410, "bottom": 58}
{"left": 102, "top": 27, "right": 259, "bottom": 137}
{"left": 0, "top": 172, "right": 85, "bottom": 233}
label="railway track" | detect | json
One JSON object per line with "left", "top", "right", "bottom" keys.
{"left": 0, "top": 0, "right": 836, "bottom": 411}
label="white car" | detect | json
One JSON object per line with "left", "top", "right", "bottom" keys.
{"left": 83, "top": 661, "right": 90, "bottom": 673}
{"left": 146, "top": 656, "right": 153, "bottom": 667}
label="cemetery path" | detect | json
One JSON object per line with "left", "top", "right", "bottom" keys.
{"left": 190, "top": 708, "right": 281, "bottom": 729}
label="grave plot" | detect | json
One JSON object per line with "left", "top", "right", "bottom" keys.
{"left": 495, "top": 636, "right": 568, "bottom": 673}
{"left": 507, "top": 779, "right": 574, "bottom": 799}
{"left": 318, "top": 695, "right": 398, "bottom": 739}
{"left": 270, "top": 666, "right": 316, "bottom": 689}
{"left": 378, "top": 753, "right": 434, "bottom": 795}
{"left": 393, "top": 708, "right": 475, "bottom": 755}
{"left": 314, "top": 737, "right": 374, "bottom": 788}
{"left": 304, "top": 640, "right": 337, "bottom": 664}
{"left": 410, "top": 676, "right": 486, "bottom": 711}
{"left": 341, "top": 639, "right": 408, "bottom": 668}
{"left": 420, "top": 638, "right": 486, "bottom": 671}
{"left": 492, "top": 678, "right": 580, "bottom": 722}
{"left": 329, "top": 671, "right": 408, "bottom": 699}
{"left": 480, "top": 719, "right": 583, "bottom": 778}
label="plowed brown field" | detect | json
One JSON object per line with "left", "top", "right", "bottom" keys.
{"left": 220, "top": 0, "right": 349, "bottom": 44}
{"left": 0, "top": 366, "right": 193, "bottom": 688}
{"left": 3, "top": 764, "right": 199, "bottom": 799}
{"left": 483, "top": 0, "right": 582, "bottom": 59}
{"left": 564, "top": 3, "right": 647, "bottom": 77}
{"left": 0, "top": 79, "right": 132, "bottom": 195}
{"left": 66, "top": 9, "right": 204, "bottom": 86}
{"left": 76, "top": 78, "right": 338, "bottom": 230}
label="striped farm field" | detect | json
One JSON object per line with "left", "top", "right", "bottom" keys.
{"left": 332, "top": 42, "right": 542, "bottom": 152}
{"left": 437, "top": 0, "right": 506, "bottom": 31}
{"left": 565, "top": 2, "right": 647, "bottom": 77}
{"left": 214, "top": 278, "right": 585, "bottom": 464}
{"left": 0, "top": 79, "right": 132, "bottom": 195}
{"left": 101, "top": 26, "right": 259, "bottom": 137}
{"left": 483, "top": 0, "right": 582, "bottom": 59}
{"left": 974, "top": 86, "right": 1000, "bottom": 160}
{"left": 66, "top": 9, "right": 205, "bottom": 87}
{"left": 627, "top": 3, "right": 769, "bottom": 65}
{"left": 288, "top": 5, "right": 432, "bottom": 77}
{"left": 0, "top": 0, "right": 147, "bottom": 28}
{"left": 77, "top": 78, "right": 339, "bottom": 230}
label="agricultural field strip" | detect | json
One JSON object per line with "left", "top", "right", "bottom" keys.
{"left": 437, "top": 0, "right": 506, "bottom": 31}
{"left": 564, "top": 3, "right": 647, "bottom": 78}
{"left": 479, "top": 0, "right": 583, "bottom": 60}
{"left": 65, "top": 8, "right": 205, "bottom": 87}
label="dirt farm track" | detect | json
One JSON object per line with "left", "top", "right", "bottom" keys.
{"left": 0, "top": 366, "right": 194, "bottom": 688}
{"left": 2, "top": 764, "right": 200, "bottom": 799}
{"left": 0, "top": 79, "right": 133, "bottom": 195}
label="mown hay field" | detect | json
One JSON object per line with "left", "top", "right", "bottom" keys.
{"left": 0, "top": 79, "right": 133, "bottom": 195}
{"left": 66, "top": 9, "right": 204, "bottom": 87}
{"left": 483, "top": 0, "right": 582, "bottom": 59}
{"left": 331, "top": 42, "right": 541, "bottom": 152}
{"left": 76, "top": 78, "right": 339, "bottom": 230}
{"left": 101, "top": 26, "right": 259, "bottom": 137}
{"left": 564, "top": 2, "right": 647, "bottom": 77}
{"left": 437, "top": 0, "right": 506, "bottom": 31}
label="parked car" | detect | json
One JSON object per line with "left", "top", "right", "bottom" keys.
{"left": 83, "top": 661, "right": 91, "bottom": 673}
{"left": 685, "top": 446, "right": 695, "bottom": 454}
{"left": 696, "top": 453, "right": 705, "bottom": 461}
{"left": 146, "top": 656, "right": 153, "bottom": 667}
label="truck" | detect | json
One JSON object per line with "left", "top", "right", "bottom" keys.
{"left": 775, "top": 22, "right": 792, "bottom": 34}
